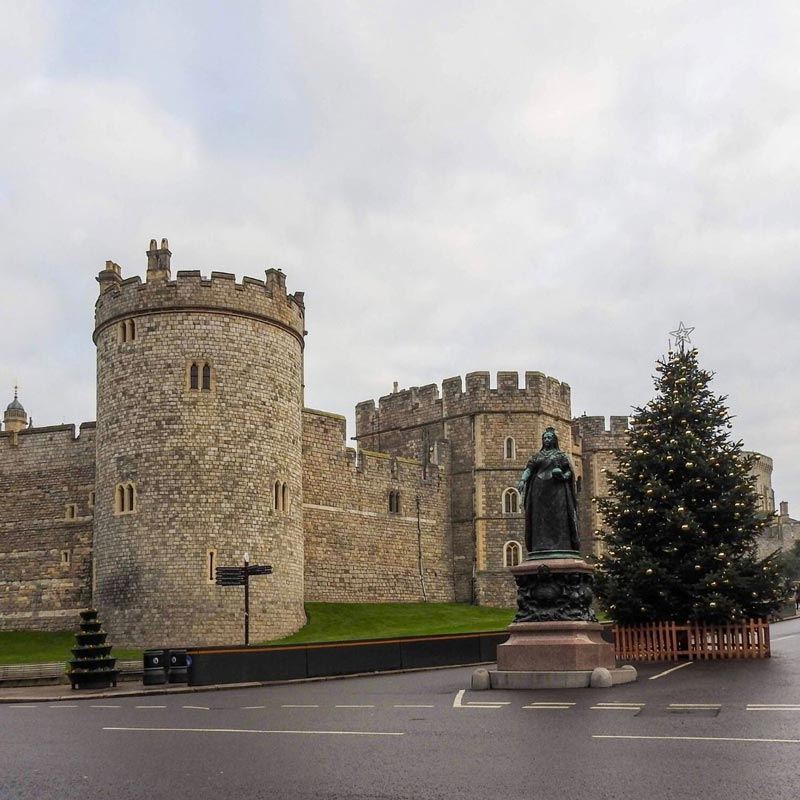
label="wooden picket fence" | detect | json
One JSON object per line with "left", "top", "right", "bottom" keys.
{"left": 613, "top": 619, "right": 770, "bottom": 662}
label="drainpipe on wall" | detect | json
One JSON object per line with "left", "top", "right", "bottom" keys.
{"left": 416, "top": 495, "right": 428, "bottom": 602}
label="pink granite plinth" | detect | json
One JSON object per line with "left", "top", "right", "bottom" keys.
{"left": 496, "top": 621, "right": 616, "bottom": 672}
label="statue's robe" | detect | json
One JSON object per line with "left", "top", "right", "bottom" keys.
{"left": 522, "top": 449, "right": 580, "bottom": 553}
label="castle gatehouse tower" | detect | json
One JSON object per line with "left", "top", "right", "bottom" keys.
{"left": 93, "top": 239, "right": 307, "bottom": 646}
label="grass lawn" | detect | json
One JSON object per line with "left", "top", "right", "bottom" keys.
{"left": 267, "top": 602, "right": 516, "bottom": 645}
{"left": 1, "top": 603, "right": 515, "bottom": 663}
{"left": 0, "top": 631, "right": 141, "bottom": 666}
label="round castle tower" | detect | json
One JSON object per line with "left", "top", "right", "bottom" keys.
{"left": 93, "top": 239, "right": 306, "bottom": 646}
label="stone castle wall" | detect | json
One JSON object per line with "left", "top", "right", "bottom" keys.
{"left": 0, "top": 425, "right": 95, "bottom": 630}
{"left": 572, "top": 416, "right": 630, "bottom": 556}
{"left": 92, "top": 254, "right": 307, "bottom": 646}
{"left": 356, "top": 372, "right": 574, "bottom": 607}
{"left": 302, "top": 408, "right": 454, "bottom": 603}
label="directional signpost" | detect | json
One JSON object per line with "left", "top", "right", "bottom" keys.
{"left": 215, "top": 555, "right": 273, "bottom": 645}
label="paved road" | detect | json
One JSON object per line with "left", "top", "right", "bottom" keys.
{"left": 2, "top": 618, "right": 799, "bottom": 800}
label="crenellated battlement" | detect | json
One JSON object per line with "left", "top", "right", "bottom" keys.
{"left": 303, "top": 407, "right": 446, "bottom": 485}
{"left": 572, "top": 415, "right": 630, "bottom": 451}
{"left": 94, "top": 240, "right": 305, "bottom": 345}
{"left": 0, "top": 422, "right": 95, "bottom": 448}
{"left": 355, "top": 371, "right": 572, "bottom": 436}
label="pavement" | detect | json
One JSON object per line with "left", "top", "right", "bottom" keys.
{"left": 1, "top": 617, "right": 799, "bottom": 800}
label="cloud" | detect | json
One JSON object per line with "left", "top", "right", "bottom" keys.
{"left": 1, "top": 1, "right": 798, "bottom": 513}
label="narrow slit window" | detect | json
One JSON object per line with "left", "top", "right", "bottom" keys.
{"left": 61, "top": 550, "right": 71, "bottom": 566}
{"left": 202, "top": 363, "right": 211, "bottom": 390}
{"left": 115, "top": 485, "right": 124, "bottom": 513}
{"left": 126, "top": 484, "right": 135, "bottom": 512}
{"left": 65, "top": 504, "right": 77, "bottom": 520}
{"left": 504, "top": 437, "right": 515, "bottom": 460}
{"left": 190, "top": 363, "right": 199, "bottom": 390}
{"left": 282, "top": 482, "right": 289, "bottom": 513}
{"left": 207, "top": 550, "right": 216, "bottom": 583}
{"left": 274, "top": 481, "right": 282, "bottom": 512}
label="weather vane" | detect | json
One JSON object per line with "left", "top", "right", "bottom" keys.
{"left": 669, "top": 321, "right": 694, "bottom": 352}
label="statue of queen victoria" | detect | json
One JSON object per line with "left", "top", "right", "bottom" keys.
{"left": 517, "top": 427, "right": 581, "bottom": 556}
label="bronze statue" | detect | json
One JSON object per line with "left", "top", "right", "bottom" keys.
{"left": 517, "top": 427, "right": 580, "bottom": 556}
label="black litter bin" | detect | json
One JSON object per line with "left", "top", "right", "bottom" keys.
{"left": 168, "top": 649, "right": 189, "bottom": 683}
{"left": 143, "top": 650, "right": 167, "bottom": 685}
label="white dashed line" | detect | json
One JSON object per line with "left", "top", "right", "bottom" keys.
{"left": 135, "top": 705, "right": 166, "bottom": 709}
{"left": 242, "top": 706, "right": 265, "bottom": 710}
{"left": 335, "top": 704, "right": 375, "bottom": 709}
{"left": 523, "top": 704, "right": 573, "bottom": 710}
{"left": 49, "top": 704, "right": 77, "bottom": 708}
{"left": 90, "top": 705, "right": 121, "bottom": 709}
{"left": 281, "top": 704, "right": 319, "bottom": 708}
{"left": 183, "top": 706, "right": 209, "bottom": 710}
{"left": 393, "top": 704, "right": 435, "bottom": 708}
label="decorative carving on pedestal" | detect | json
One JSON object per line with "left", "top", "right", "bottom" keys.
{"left": 513, "top": 564, "right": 596, "bottom": 623}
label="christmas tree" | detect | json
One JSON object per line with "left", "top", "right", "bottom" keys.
{"left": 595, "top": 330, "right": 786, "bottom": 624}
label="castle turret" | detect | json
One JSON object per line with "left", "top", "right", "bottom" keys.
{"left": 3, "top": 387, "right": 27, "bottom": 433}
{"left": 92, "top": 238, "right": 307, "bottom": 646}
{"left": 146, "top": 238, "right": 171, "bottom": 283}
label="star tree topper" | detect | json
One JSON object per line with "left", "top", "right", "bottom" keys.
{"left": 669, "top": 321, "right": 694, "bottom": 351}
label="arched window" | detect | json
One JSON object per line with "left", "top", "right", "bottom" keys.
{"left": 127, "top": 320, "right": 136, "bottom": 341}
{"left": 389, "top": 490, "right": 401, "bottom": 514}
{"left": 504, "top": 437, "right": 515, "bottom": 460}
{"left": 502, "top": 488, "right": 520, "bottom": 514}
{"left": 115, "top": 482, "right": 137, "bottom": 514}
{"left": 190, "top": 363, "right": 199, "bottom": 390}
{"left": 274, "top": 481, "right": 282, "bottom": 512}
{"left": 503, "top": 541, "right": 522, "bottom": 567}
{"left": 202, "top": 363, "right": 211, "bottom": 391}
{"left": 119, "top": 321, "right": 127, "bottom": 343}
{"left": 282, "top": 482, "right": 289, "bottom": 513}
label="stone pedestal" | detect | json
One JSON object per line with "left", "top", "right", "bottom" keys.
{"left": 497, "top": 621, "right": 615, "bottom": 672}
{"left": 486, "top": 555, "right": 637, "bottom": 689}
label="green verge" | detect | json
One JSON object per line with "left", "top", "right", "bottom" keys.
{"left": 265, "top": 602, "right": 516, "bottom": 645}
{"left": 0, "top": 631, "right": 141, "bottom": 666}
{"left": 1, "top": 603, "right": 516, "bottom": 663}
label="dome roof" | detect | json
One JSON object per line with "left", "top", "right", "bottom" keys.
{"left": 5, "top": 388, "right": 26, "bottom": 417}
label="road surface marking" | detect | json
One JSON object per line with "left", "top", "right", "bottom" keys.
{"left": 49, "top": 704, "right": 77, "bottom": 708}
{"left": 281, "top": 704, "right": 320, "bottom": 708}
{"left": 524, "top": 702, "right": 576, "bottom": 707}
{"left": 649, "top": 662, "right": 692, "bottom": 680}
{"left": 335, "top": 705, "right": 375, "bottom": 709}
{"left": 394, "top": 704, "right": 435, "bottom": 708}
{"left": 103, "top": 726, "right": 404, "bottom": 737}
{"left": 594, "top": 734, "right": 800, "bottom": 745}
{"left": 90, "top": 705, "right": 121, "bottom": 709}
{"left": 523, "top": 704, "right": 573, "bottom": 710}
{"left": 590, "top": 706, "right": 641, "bottom": 711}
{"left": 668, "top": 704, "right": 721, "bottom": 708}
{"left": 135, "top": 705, "right": 166, "bottom": 709}
{"left": 747, "top": 706, "right": 800, "bottom": 711}
{"left": 452, "top": 690, "right": 510, "bottom": 709}
{"left": 183, "top": 706, "right": 209, "bottom": 710}
{"left": 595, "top": 702, "right": 644, "bottom": 707}
{"left": 242, "top": 706, "right": 265, "bottom": 709}
{"left": 12, "top": 704, "right": 38, "bottom": 708}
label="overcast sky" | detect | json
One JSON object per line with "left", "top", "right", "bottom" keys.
{"left": 1, "top": 1, "right": 798, "bottom": 513}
